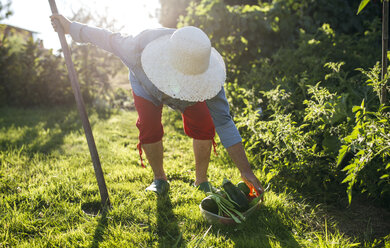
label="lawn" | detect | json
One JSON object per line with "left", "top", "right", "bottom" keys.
{"left": 0, "top": 106, "right": 383, "bottom": 247}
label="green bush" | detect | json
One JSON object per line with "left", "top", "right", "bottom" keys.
{"left": 0, "top": 8, "right": 125, "bottom": 107}
{"left": 231, "top": 23, "right": 381, "bottom": 114}
{"left": 337, "top": 67, "right": 390, "bottom": 205}
{"left": 233, "top": 80, "right": 349, "bottom": 195}
{"left": 231, "top": 62, "right": 389, "bottom": 205}
{"left": 0, "top": 38, "right": 73, "bottom": 106}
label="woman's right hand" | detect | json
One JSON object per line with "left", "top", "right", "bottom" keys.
{"left": 50, "top": 14, "right": 71, "bottom": 34}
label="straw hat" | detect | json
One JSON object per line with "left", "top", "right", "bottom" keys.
{"left": 141, "top": 26, "right": 226, "bottom": 102}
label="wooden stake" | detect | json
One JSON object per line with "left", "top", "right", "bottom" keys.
{"left": 48, "top": 0, "right": 110, "bottom": 207}
{"left": 381, "top": 0, "right": 389, "bottom": 104}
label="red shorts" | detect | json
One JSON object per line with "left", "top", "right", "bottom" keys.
{"left": 133, "top": 92, "right": 216, "bottom": 166}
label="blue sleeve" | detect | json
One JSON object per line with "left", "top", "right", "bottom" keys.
{"left": 206, "top": 88, "right": 242, "bottom": 148}
{"left": 69, "top": 22, "right": 137, "bottom": 67}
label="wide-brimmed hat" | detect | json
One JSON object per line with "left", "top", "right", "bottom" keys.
{"left": 141, "top": 26, "right": 226, "bottom": 102}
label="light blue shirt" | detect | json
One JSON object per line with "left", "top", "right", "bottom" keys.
{"left": 69, "top": 22, "right": 242, "bottom": 148}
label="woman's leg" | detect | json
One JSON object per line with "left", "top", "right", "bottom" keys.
{"left": 182, "top": 102, "right": 215, "bottom": 186}
{"left": 133, "top": 93, "right": 166, "bottom": 181}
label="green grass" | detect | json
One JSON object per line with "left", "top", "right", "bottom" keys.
{"left": 0, "top": 106, "right": 384, "bottom": 247}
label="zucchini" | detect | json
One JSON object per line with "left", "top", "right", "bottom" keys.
{"left": 249, "top": 196, "right": 262, "bottom": 208}
{"left": 222, "top": 178, "right": 249, "bottom": 211}
{"left": 236, "top": 181, "right": 250, "bottom": 196}
{"left": 200, "top": 195, "right": 219, "bottom": 214}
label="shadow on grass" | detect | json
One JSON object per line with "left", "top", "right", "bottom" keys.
{"left": 82, "top": 201, "right": 104, "bottom": 216}
{"left": 268, "top": 167, "right": 390, "bottom": 244}
{"left": 210, "top": 205, "right": 301, "bottom": 248}
{"left": 80, "top": 201, "right": 110, "bottom": 248}
{"left": 0, "top": 106, "right": 113, "bottom": 155}
{"left": 90, "top": 209, "right": 109, "bottom": 248}
{"left": 155, "top": 194, "right": 184, "bottom": 248}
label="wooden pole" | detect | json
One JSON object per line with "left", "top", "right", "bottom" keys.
{"left": 48, "top": 0, "right": 110, "bottom": 207}
{"left": 381, "top": 0, "right": 389, "bottom": 104}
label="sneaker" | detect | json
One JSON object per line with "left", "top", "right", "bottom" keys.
{"left": 146, "top": 179, "right": 170, "bottom": 195}
{"left": 196, "top": 181, "right": 216, "bottom": 194}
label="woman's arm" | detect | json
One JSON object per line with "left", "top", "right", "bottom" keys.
{"left": 226, "top": 142, "right": 264, "bottom": 195}
{"left": 206, "top": 88, "right": 264, "bottom": 195}
{"left": 50, "top": 14, "right": 136, "bottom": 66}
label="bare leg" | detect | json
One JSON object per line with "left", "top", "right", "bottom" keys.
{"left": 142, "top": 140, "right": 167, "bottom": 181}
{"left": 193, "top": 139, "right": 212, "bottom": 186}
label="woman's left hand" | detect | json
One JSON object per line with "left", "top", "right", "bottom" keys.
{"left": 240, "top": 170, "right": 264, "bottom": 197}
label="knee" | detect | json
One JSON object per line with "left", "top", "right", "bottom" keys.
{"left": 136, "top": 121, "right": 164, "bottom": 144}
{"left": 183, "top": 119, "right": 215, "bottom": 140}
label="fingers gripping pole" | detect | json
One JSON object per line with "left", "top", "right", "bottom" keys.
{"left": 48, "top": 0, "right": 110, "bottom": 207}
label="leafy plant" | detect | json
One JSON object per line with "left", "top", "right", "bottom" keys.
{"left": 358, "top": 0, "right": 372, "bottom": 14}
{"left": 336, "top": 61, "right": 390, "bottom": 204}
{"left": 338, "top": 100, "right": 390, "bottom": 204}
{"left": 0, "top": 7, "right": 126, "bottom": 107}
{"left": 0, "top": 38, "right": 72, "bottom": 106}
{"left": 357, "top": 62, "right": 390, "bottom": 104}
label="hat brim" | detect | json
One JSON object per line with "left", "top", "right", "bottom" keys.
{"left": 141, "top": 35, "right": 226, "bottom": 102}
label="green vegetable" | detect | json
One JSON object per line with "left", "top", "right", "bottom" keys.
{"left": 236, "top": 181, "right": 250, "bottom": 196}
{"left": 207, "top": 192, "right": 246, "bottom": 223}
{"left": 222, "top": 179, "right": 249, "bottom": 212}
{"left": 201, "top": 196, "right": 219, "bottom": 214}
{"left": 248, "top": 196, "right": 262, "bottom": 207}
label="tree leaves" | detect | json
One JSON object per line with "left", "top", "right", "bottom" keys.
{"left": 0, "top": 0, "right": 13, "bottom": 21}
{"left": 357, "top": 0, "right": 371, "bottom": 15}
